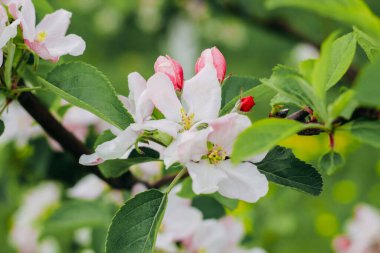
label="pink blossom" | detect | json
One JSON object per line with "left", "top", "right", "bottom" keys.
{"left": 18, "top": 0, "right": 85, "bottom": 62}
{"left": 154, "top": 55, "right": 184, "bottom": 91}
{"left": 195, "top": 46, "right": 226, "bottom": 83}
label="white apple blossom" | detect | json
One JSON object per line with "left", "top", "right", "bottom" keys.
{"left": 17, "top": 0, "right": 85, "bottom": 62}
{"left": 0, "top": 4, "right": 20, "bottom": 66}
{"left": 146, "top": 63, "right": 221, "bottom": 168}
{"left": 67, "top": 174, "right": 109, "bottom": 200}
{"left": 179, "top": 112, "right": 268, "bottom": 203}
{"left": 156, "top": 185, "right": 203, "bottom": 253}
{"left": 0, "top": 102, "right": 42, "bottom": 146}
{"left": 334, "top": 204, "right": 380, "bottom": 253}
{"left": 130, "top": 161, "right": 163, "bottom": 185}
{"left": 79, "top": 72, "right": 157, "bottom": 165}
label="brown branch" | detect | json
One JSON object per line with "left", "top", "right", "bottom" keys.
{"left": 17, "top": 91, "right": 136, "bottom": 189}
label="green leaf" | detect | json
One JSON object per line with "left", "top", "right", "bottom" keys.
{"left": 211, "top": 192, "right": 239, "bottom": 211}
{"left": 256, "top": 146, "right": 323, "bottom": 195}
{"left": 349, "top": 121, "right": 380, "bottom": 148}
{"left": 261, "top": 65, "right": 327, "bottom": 121}
{"left": 43, "top": 200, "right": 113, "bottom": 235}
{"left": 94, "top": 131, "right": 160, "bottom": 178}
{"left": 328, "top": 89, "right": 358, "bottom": 125}
{"left": 231, "top": 118, "right": 310, "bottom": 163}
{"left": 106, "top": 189, "right": 167, "bottom": 253}
{"left": 0, "top": 120, "right": 4, "bottom": 136}
{"left": 192, "top": 195, "right": 226, "bottom": 219}
{"left": 319, "top": 151, "right": 345, "bottom": 175}
{"left": 299, "top": 59, "right": 316, "bottom": 83}
{"left": 266, "top": 0, "right": 380, "bottom": 38}
{"left": 354, "top": 27, "right": 380, "bottom": 62}
{"left": 177, "top": 177, "right": 197, "bottom": 199}
{"left": 355, "top": 57, "right": 380, "bottom": 107}
{"left": 43, "top": 62, "right": 133, "bottom": 129}
{"left": 220, "top": 84, "right": 275, "bottom": 116}
{"left": 312, "top": 32, "right": 356, "bottom": 96}
{"left": 221, "top": 76, "right": 261, "bottom": 107}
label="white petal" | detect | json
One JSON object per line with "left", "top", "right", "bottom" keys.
{"left": 163, "top": 128, "right": 211, "bottom": 168}
{"left": 146, "top": 72, "right": 182, "bottom": 122}
{"left": 95, "top": 127, "right": 139, "bottom": 160}
{"left": 134, "top": 90, "right": 154, "bottom": 124}
{"left": 20, "top": 0, "right": 36, "bottom": 40}
{"left": 232, "top": 248, "right": 268, "bottom": 253}
{"left": 79, "top": 153, "right": 103, "bottom": 166}
{"left": 142, "top": 119, "right": 181, "bottom": 138}
{"left": 208, "top": 113, "right": 251, "bottom": 154}
{"left": 181, "top": 64, "right": 221, "bottom": 122}
{"left": 220, "top": 216, "right": 244, "bottom": 246}
{"left": 0, "top": 19, "right": 20, "bottom": 48}
{"left": 46, "top": 34, "right": 85, "bottom": 57}
{"left": 218, "top": 161, "right": 268, "bottom": 203}
{"left": 189, "top": 220, "right": 229, "bottom": 253}
{"left": 128, "top": 72, "right": 147, "bottom": 103}
{"left": 36, "top": 9, "right": 71, "bottom": 40}
{"left": 186, "top": 160, "right": 227, "bottom": 194}
{"left": 163, "top": 205, "right": 202, "bottom": 240}
{"left": 67, "top": 174, "right": 107, "bottom": 200}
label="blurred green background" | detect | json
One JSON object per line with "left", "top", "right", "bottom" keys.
{"left": 1, "top": 0, "right": 380, "bottom": 253}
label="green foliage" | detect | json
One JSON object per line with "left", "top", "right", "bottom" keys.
{"left": 319, "top": 151, "right": 345, "bottom": 175}
{"left": 354, "top": 27, "right": 380, "bottom": 61}
{"left": 256, "top": 146, "right": 323, "bottom": 195}
{"left": 192, "top": 195, "right": 226, "bottom": 219}
{"left": 312, "top": 32, "right": 356, "bottom": 98}
{"left": 106, "top": 189, "right": 167, "bottom": 253}
{"left": 231, "top": 118, "right": 310, "bottom": 163}
{"left": 355, "top": 57, "right": 380, "bottom": 107}
{"left": 261, "top": 66, "right": 327, "bottom": 121}
{"left": 328, "top": 89, "right": 358, "bottom": 125}
{"left": 42, "top": 62, "right": 133, "bottom": 129}
{"left": 43, "top": 200, "right": 113, "bottom": 235}
{"left": 266, "top": 0, "right": 380, "bottom": 38}
{"left": 221, "top": 76, "right": 261, "bottom": 107}
{"left": 349, "top": 121, "right": 380, "bottom": 148}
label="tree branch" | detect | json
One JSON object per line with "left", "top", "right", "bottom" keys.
{"left": 18, "top": 91, "right": 136, "bottom": 189}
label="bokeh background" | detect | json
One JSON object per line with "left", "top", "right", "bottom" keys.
{"left": 1, "top": 0, "right": 380, "bottom": 253}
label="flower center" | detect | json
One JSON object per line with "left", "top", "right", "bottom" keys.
{"left": 207, "top": 145, "right": 226, "bottom": 165}
{"left": 37, "top": 31, "right": 47, "bottom": 42}
{"left": 180, "top": 108, "right": 194, "bottom": 130}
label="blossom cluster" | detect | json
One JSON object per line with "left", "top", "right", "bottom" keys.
{"left": 334, "top": 204, "right": 380, "bottom": 253}
{"left": 80, "top": 47, "right": 268, "bottom": 203}
{"left": 0, "top": 0, "right": 85, "bottom": 65}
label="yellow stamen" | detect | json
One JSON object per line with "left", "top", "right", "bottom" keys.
{"left": 207, "top": 145, "right": 227, "bottom": 165}
{"left": 37, "top": 31, "right": 47, "bottom": 42}
{"left": 180, "top": 108, "right": 194, "bottom": 130}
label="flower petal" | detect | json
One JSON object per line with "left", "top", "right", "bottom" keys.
{"left": 208, "top": 113, "right": 251, "bottom": 154}
{"left": 181, "top": 64, "right": 221, "bottom": 122}
{"left": 186, "top": 160, "right": 227, "bottom": 194}
{"left": 0, "top": 19, "right": 20, "bottom": 48}
{"left": 95, "top": 127, "right": 139, "bottom": 160}
{"left": 20, "top": 0, "right": 36, "bottom": 41}
{"left": 164, "top": 205, "right": 202, "bottom": 240}
{"left": 36, "top": 9, "right": 71, "bottom": 41}
{"left": 217, "top": 161, "right": 268, "bottom": 203}
{"left": 134, "top": 90, "right": 154, "bottom": 124}
{"left": 79, "top": 153, "right": 104, "bottom": 166}
{"left": 46, "top": 34, "right": 86, "bottom": 58}
{"left": 142, "top": 119, "right": 181, "bottom": 138}
{"left": 146, "top": 73, "right": 182, "bottom": 122}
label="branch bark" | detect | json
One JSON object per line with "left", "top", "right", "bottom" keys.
{"left": 18, "top": 91, "right": 135, "bottom": 189}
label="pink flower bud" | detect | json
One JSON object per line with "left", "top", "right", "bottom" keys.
{"left": 239, "top": 96, "right": 255, "bottom": 112}
{"left": 195, "top": 47, "right": 226, "bottom": 82}
{"left": 154, "top": 55, "right": 184, "bottom": 91}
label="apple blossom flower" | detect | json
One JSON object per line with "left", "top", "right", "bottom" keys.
{"left": 183, "top": 113, "right": 268, "bottom": 203}
{"left": 154, "top": 55, "right": 184, "bottom": 91}
{"left": 183, "top": 216, "right": 267, "bottom": 253}
{"left": 67, "top": 174, "right": 109, "bottom": 200}
{"left": 79, "top": 72, "right": 159, "bottom": 165}
{"left": 195, "top": 47, "right": 226, "bottom": 83}
{"left": 0, "top": 102, "right": 42, "bottom": 146}
{"left": 17, "top": 0, "right": 85, "bottom": 62}
{"left": 146, "top": 63, "right": 221, "bottom": 167}
{"left": 130, "top": 161, "right": 163, "bottom": 185}
{"left": 156, "top": 185, "right": 203, "bottom": 253}
{"left": 333, "top": 204, "right": 380, "bottom": 253}
{"left": 239, "top": 96, "right": 255, "bottom": 112}
{"left": 0, "top": 4, "right": 20, "bottom": 66}
{"left": 10, "top": 182, "right": 61, "bottom": 253}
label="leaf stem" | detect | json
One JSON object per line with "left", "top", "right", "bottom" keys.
{"left": 165, "top": 168, "right": 187, "bottom": 193}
